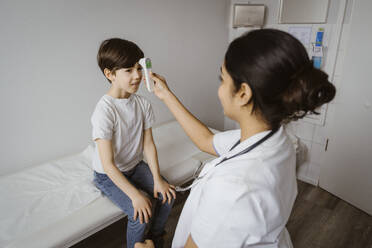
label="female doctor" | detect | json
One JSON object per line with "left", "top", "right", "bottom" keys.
{"left": 147, "top": 29, "right": 335, "bottom": 248}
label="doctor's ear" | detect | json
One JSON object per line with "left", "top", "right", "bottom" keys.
{"left": 235, "top": 82, "right": 253, "bottom": 106}
{"left": 104, "top": 68, "right": 116, "bottom": 82}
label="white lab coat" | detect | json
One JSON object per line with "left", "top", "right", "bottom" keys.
{"left": 172, "top": 126, "right": 297, "bottom": 248}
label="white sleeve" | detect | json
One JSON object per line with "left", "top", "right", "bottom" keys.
{"left": 190, "top": 175, "right": 279, "bottom": 248}
{"left": 212, "top": 130, "right": 241, "bottom": 156}
{"left": 91, "top": 103, "right": 115, "bottom": 141}
{"left": 143, "top": 100, "right": 155, "bottom": 130}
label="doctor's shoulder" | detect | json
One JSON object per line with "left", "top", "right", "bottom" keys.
{"left": 213, "top": 129, "right": 241, "bottom": 155}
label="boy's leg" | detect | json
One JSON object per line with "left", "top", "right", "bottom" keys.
{"left": 93, "top": 172, "right": 148, "bottom": 248}
{"left": 129, "top": 161, "right": 174, "bottom": 237}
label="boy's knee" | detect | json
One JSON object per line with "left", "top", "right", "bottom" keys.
{"left": 128, "top": 216, "right": 149, "bottom": 230}
{"left": 168, "top": 197, "right": 175, "bottom": 207}
{"left": 157, "top": 195, "right": 175, "bottom": 208}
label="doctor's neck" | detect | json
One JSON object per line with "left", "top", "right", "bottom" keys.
{"left": 237, "top": 113, "right": 271, "bottom": 142}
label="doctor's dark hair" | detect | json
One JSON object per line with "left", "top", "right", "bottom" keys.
{"left": 224, "top": 29, "right": 336, "bottom": 129}
{"left": 97, "top": 38, "right": 144, "bottom": 83}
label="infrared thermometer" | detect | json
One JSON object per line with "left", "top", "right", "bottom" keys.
{"left": 139, "top": 58, "right": 154, "bottom": 92}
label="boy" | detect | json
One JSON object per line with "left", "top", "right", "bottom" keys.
{"left": 91, "top": 38, "right": 176, "bottom": 248}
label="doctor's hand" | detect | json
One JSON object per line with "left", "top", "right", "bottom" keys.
{"left": 154, "top": 178, "right": 176, "bottom": 204}
{"left": 131, "top": 191, "right": 152, "bottom": 224}
{"left": 149, "top": 72, "right": 172, "bottom": 101}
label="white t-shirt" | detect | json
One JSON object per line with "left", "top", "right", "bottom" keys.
{"left": 90, "top": 94, "right": 155, "bottom": 173}
{"left": 172, "top": 127, "right": 297, "bottom": 248}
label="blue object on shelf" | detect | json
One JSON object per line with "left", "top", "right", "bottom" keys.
{"left": 312, "top": 28, "right": 324, "bottom": 68}
{"left": 313, "top": 56, "right": 322, "bottom": 69}
{"left": 315, "top": 28, "right": 324, "bottom": 47}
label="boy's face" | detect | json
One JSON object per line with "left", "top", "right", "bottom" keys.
{"left": 109, "top": 62, "right": 143, "bottom": 94}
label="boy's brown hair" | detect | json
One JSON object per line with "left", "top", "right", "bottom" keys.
{"left": 97, "top": 38, "right": 144, "bottom": 83}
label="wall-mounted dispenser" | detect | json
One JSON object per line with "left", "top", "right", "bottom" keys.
{"left": 233, "top": 4, "right": 265, "bottom": 28}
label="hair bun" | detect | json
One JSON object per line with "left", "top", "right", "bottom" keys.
{"left": 282, "top": 64, "right": 336, "bottom": 121}
{"left": 311, "top": 82, "right": 336, "bottom": 106}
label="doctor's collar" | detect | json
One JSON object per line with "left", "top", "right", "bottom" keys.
{"left": 227, "top": 126, "right": 282, "bottom": 156}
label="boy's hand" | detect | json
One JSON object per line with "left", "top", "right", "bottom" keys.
{"left": 154, "top": 178, "right": 177, "bottom": 204}
{"left": 149, "top": 72, "right": 171, "bottom": 101}
{"left": 132, "top": 192, "right": 152, "bottom": 224}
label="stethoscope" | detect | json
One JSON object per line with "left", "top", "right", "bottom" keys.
{"left": 175, "top": 128, "right": 279, "bottom": 192}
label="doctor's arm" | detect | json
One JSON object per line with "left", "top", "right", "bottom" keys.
{"left": 150, "top": 72, "right": 217, "bottom": 156}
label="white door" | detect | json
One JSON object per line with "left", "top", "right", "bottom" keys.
{"left": 319, "top": 0, "right": 372, "bottom": 215}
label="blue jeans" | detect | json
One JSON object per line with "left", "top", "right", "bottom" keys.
{"left": 93, "top": 161, "right": 174, "bottom": 248}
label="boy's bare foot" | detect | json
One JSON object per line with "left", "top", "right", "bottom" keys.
{"left": 134, "top": 239, "right": 155, "bottom": 248}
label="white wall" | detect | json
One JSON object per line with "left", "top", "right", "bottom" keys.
{"left": 0, "top": 0, "right": 229, "bottom": 175}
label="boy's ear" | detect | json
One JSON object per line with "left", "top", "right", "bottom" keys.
{"left": 235, "top": 82, "right": 252, "bottom": 106}
{"left": 104, "top": 68, "right": 115, "bottom": 81}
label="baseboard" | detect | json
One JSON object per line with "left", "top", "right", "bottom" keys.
{"left": 297, "top": 174, "right": 318, "bottom": 186}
